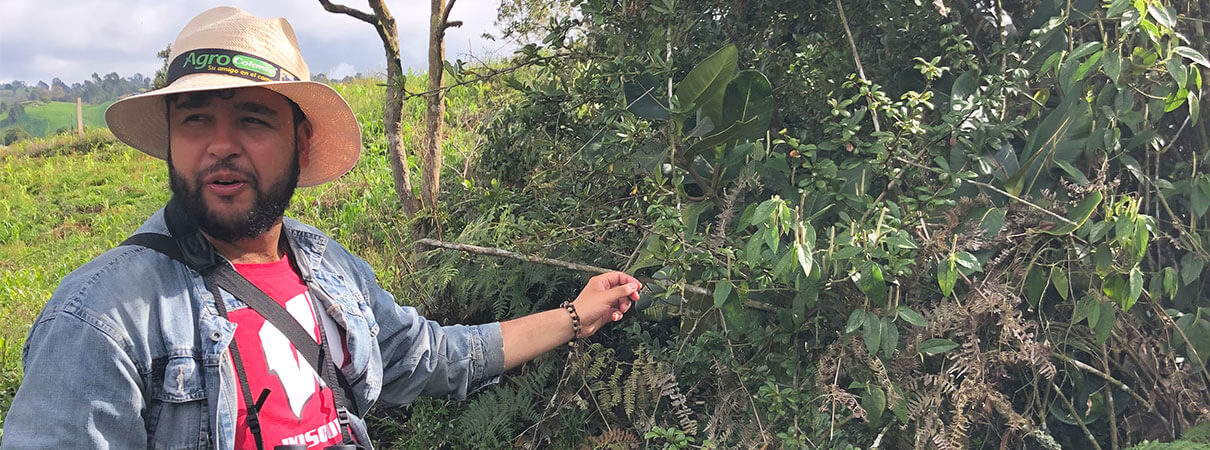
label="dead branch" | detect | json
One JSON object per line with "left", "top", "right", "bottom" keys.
{"left": 317, "top": 0, "right": 377, "bottom": 24}
{"left": 415, "top": 238, "right": 778, "bottom": 313}
{"left": 441, "top": 0, "right": 460, "bottom": 32}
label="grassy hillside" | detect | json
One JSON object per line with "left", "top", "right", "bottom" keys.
{"left": 1, "top": 101, "right": 112, "bottom": 138}
{"left": 0, "top": 130, "right": 168, "bottom": 423}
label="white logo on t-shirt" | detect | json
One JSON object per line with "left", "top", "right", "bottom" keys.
{"left": 259, "top": 293, "right": 321, "bottom": 420}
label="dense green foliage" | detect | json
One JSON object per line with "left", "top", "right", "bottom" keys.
{"left": 395, "top": 0, "right": 1210, "bottom": 448}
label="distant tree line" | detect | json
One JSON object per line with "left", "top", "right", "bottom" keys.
{"left": 1, "top": 72, "right": 152, "bottom": 105}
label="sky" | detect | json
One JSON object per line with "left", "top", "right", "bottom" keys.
{"left": 0, "top": 0, "right": 517, "bottom": 85}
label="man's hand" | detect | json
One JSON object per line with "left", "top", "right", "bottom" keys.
{"left": 571, "top": 272, "right": 642, "bottom": 338}
{"left": 500, "top": 271, "right": 642, "bottom": 369}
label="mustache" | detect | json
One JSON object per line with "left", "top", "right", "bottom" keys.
{"left": 196, "top": 159, "right": 257, "bottom": 185}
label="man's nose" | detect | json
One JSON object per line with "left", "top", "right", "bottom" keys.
{"left": 206, "top": 119, "right": 241, "bottom": 159}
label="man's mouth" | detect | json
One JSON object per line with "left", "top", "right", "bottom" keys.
{"left": 203, "top": 171, "right": 251, "bottom": 196}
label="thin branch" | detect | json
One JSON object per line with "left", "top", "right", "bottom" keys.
{"left": 441, "top": 0, "right": 460, "bottom": 31}
{"left": 418, "top": 238, "right": 615, "bottom": 274}
{"left": 1101, "top": 343, "right": 1119, "bottom": 450}
{"left": 835, "top": 0, "right": 881, "bottom": 133}
{"left": 401, "top": 54, "right": 558, "bottom": 101}
{"left": 317, "top": 0, "right": 377, "bottom": 24}
{"left": 1050, "top": 352, "right": 1155, "bottom": 413}
{"left": 1051, "top": 381, "right": 1104, "bottom": 450}
{"left": 415, "top": 238, "right": 778, "bottom": 312}
{"left": 966, "top": 179, "right": 1078, "bottom": 227}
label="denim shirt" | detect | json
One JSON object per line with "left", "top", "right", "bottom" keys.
{"left": 2, "top": 210, "right": 505, "bottom": 449}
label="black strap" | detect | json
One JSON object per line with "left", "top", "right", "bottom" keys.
{"left": 206, "top": 276, "right": 270, "bottom": 450}
{"left": 123, "top": 227, "right": 359, "bottom": 447}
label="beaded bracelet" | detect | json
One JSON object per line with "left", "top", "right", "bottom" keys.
{"left": 561, "top": 301, "right": 581, "bottom": 347}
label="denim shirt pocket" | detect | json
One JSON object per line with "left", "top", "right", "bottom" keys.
{"left": 147, "top": 355, "right": 209, "bottom": 450}
{"left": 313, "top": 271, "right": 379, "bottom": 367}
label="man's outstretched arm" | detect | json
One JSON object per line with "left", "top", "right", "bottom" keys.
{"left": 500, "top": 272, "right": 641, "bottom": 370}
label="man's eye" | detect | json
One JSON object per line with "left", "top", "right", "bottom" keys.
{"left": 243, "top": 117, "right": 270, "bottom": 127}
{"left": 181, "top": 114, "right": 208, "bottom": 123}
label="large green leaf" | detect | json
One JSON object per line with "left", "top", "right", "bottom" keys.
{"left": 682, "top": 116, "right": 760, "bottom": 161}
{"left": 1176, "top": 315, "right": 1210, "bottom": 366}
{"left": 855, "top": 262, "right": 889, "bottom": 307}
{"left": 1182, "top": 253, "right": 1205, "bottom": 286}
{"left": 1007, "top": 95, "right": 1093, "bottom": 195}
{"left": 1102, "top": 274, "right": 1128, "bottom": 306}
{"left": 919, "top": 338, "right": 960, "bottom": 355}
{"left": 1177, "top": 46, "right": 1210, "bottom": 68}
{"left": 675, "top": 44, "right": 737, "bottom": 122}
{"left": 938, "top": 256, "right": 958, "bottom": 297}
{"left": 1051, "top": 265, "right": 1070, "bottom": 300}
{"left": 881, "top": 320, "right": 898, "bottom": 358}
{"left": 1106, "top": 0, "right": 1131, "bottom": 17}
{"left": 951, "top": 70, "right": 977, "bottom": 103}
{"left": 1125, "top": 267, "right": 1143, "bottom": 312}
{"left": 1147, "top": 4, "right": 1177, "bottom": 28}
{"left": 1095, "top": 302, "right": 1115, "bottom": 345}
{"left": 953, "top": 251, "right": 982, "bottom": 275}
{"left": 623, "top": 72, "right": 670, "bottom": 120}
{"left": 713, "top": 279, "right": 734, "bottom": 308}
{"left": 719, "top": 70, "right": 772, "bottom": 143}
{"left": 1163, "top": 267, "right": 1179, "bottom": 298}
{"left": 1103, "top": 51, "right": 1122, "bottom": 84}
{"left": 897, "top": 307, "right": 928, "bottom": 328}
{"left": 846, "top": 309, "right": 866, "bottom": 334}
{"left": 1026, "top": 264, "right": 1049, "bottom": 307}
{"left": 863, "top": 311, "right": 882, "bottom": 355}
{"left": 862, "top": 385, "right": 887, "bottom": 426}
{"left": 1073, "top": 296, "right": 1096, "bottom": 325}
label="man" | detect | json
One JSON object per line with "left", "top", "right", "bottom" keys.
{"left": 1, "top": 7, "right": 639, "bottom": 449}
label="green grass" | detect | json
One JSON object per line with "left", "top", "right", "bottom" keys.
{"left": 0, "top": 132, "right": 168, "bottom": 423}
{"left": 1, "top": 100, "right": 112, "bottom": 138}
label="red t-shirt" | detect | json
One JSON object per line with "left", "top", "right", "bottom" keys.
{"left": 228, "top": 254, "right": 350, "bottom": 449}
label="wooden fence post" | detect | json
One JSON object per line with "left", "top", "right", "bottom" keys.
{"left": 76, "top": 97, "right": 84, "bottom": 137}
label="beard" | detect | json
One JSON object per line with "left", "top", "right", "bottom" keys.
{"left": 168, "top": 151, "right": 300, "bottom": 243}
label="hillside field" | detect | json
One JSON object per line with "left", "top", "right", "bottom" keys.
{"left": 1, "top": 101, "right": 112, "bottom": 138}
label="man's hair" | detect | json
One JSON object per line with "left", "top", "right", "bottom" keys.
{"left": 164, "top": 89, "right": 308, "bottom": 126}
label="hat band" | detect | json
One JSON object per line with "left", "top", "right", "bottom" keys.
{"left": 167, "top": 48, "right": 300, "bottom": 84}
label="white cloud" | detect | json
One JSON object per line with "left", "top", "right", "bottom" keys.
{"left": 326, "top": 62, "right": 357, "bottom": 79}
{"left": 1, "top": 0, "right": 514, "bottom": 85}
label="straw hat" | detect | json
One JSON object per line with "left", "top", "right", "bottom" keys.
{"left": 105, "top": 6, "right": 361, "bottom": 187}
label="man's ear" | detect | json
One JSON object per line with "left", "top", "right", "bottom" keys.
{"left": 296, "top": 119, "right": 314, "bottom": 169}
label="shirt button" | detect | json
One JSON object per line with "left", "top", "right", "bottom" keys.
{"left": 210, "top": 330, "right": 223, "bottom": 342}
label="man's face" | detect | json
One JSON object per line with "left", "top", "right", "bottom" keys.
{"left": 167, "top": 87, "right": 312, "bottom": 242}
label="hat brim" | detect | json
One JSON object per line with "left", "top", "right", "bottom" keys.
{"left": 105, "top": 73, "right": 361, "bottom": 188}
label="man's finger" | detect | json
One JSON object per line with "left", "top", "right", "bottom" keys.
{"left": 596, "top": 271, "right": 640, "bottom": 290}
{"left": 604, "top": 281, "right": 641, "bottom": 300}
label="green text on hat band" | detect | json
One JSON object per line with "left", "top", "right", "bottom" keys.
{"left": 167, "top": 48, "right": 299, "bottom": 84}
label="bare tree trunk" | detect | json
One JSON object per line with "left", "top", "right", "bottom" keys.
{"left": 422, "top": 0, "right": 460, "bottom": 213}
{"left": 319, "top": 0, "right": 420, "bottom": 216}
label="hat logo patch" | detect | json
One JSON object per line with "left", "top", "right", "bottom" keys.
{"left": 168, "top": 48, "right": 297, "bottom": 84}
{"left": 232, "top": 55, "right": 278, "bottom": 78}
